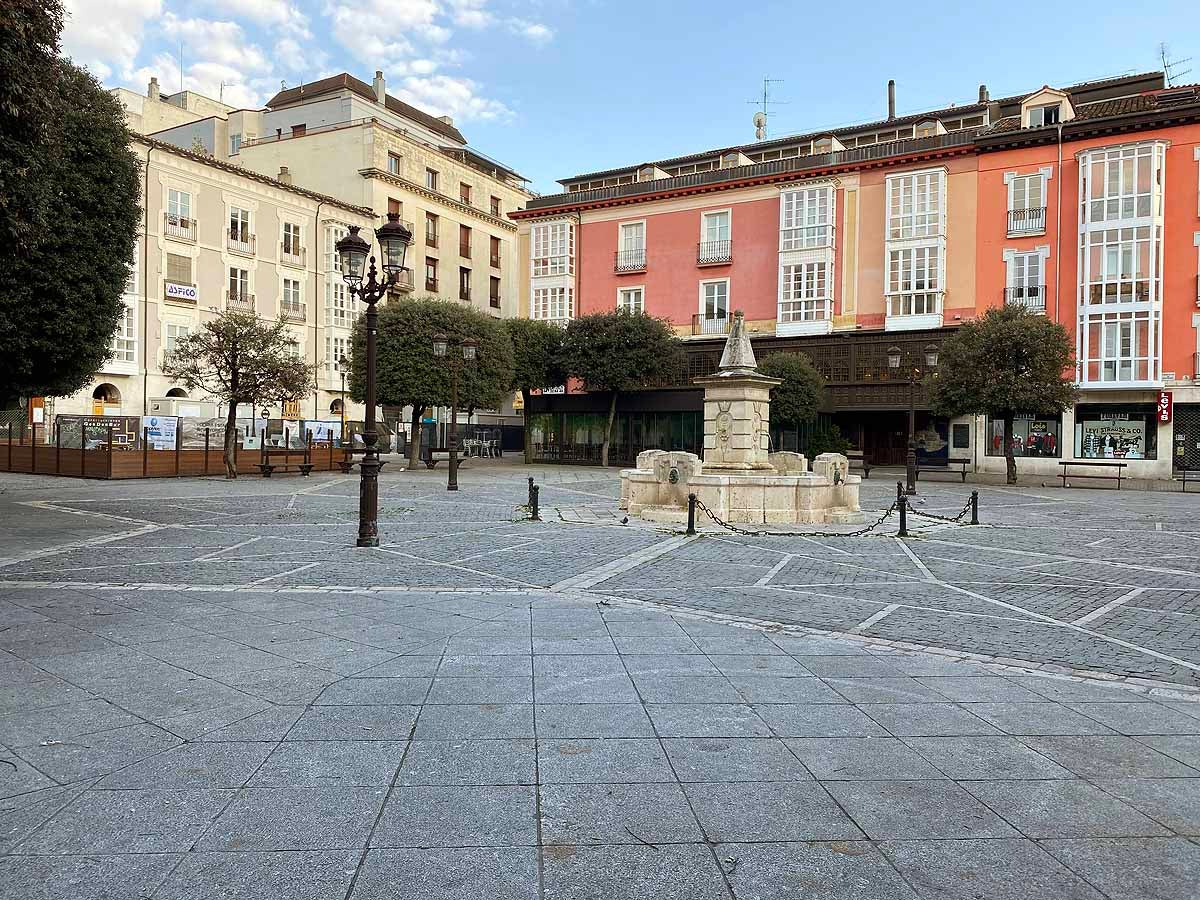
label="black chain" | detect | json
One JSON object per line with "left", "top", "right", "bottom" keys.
{"left": 690, "top": 495, "right": 901, "bottom": 538}
{"left": 908, "top": 496, "right": 974, "bottom": 524}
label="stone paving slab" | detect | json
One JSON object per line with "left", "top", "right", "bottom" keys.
{"left": 2, "top": 465, "right": 1200, "bottom": 898}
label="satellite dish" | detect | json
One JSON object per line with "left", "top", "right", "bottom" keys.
{"left": 753, "top": 111, "right": 766, "bottom": 128}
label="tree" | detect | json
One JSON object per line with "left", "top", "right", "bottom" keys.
{"left": 758, "top": 352, "right": 825, "bottom": 449}
{"left": 929, "top": 304, "right": 1076, "bottom": 484}
{"left": 349, "top": 298, "right": 514, "bottom": 470}
{"left": 162, "top": 311, "right": 315, "bottom": 478}
{"left": 505, "top": 318, "right": 567, "bottom": 463}
{"left": 563, "top": 311, "right": 682, "bottom": 467}
{"left": 0, "top": 0, "right": 141, "bottom": 406}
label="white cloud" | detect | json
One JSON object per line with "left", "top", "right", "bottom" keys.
{"left": 161, "top": 14, "right": 271, "bottom": 72}
{"left": 202, "top": 0, "right": 300, "bottom": 27}
{"left": 507, "top": 18, "right": 553, "bottom": 44}
{"left": 448, "top": 0, "right": 493, "bottom": 28}
{"left": 396, "top": 74, "right": 512, "bottom": 123}
{"left": 61, "top": 0, "right": 162, "bottom": 80}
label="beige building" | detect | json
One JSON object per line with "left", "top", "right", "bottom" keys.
{"left": 55, "top": 135, "right": 376, "bottom": 423}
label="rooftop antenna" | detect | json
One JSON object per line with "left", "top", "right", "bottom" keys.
{"left": 747, "top": 77, "right": 788, "bottom": 140}
{"left": 1159, "top": 42, "right": 1192, "bottom": 86}
{"left": 219, "top": 81, "right": 225, "bottom": 103}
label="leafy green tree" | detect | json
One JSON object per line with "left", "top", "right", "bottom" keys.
{"left": 806, "top": 425, "right": 852, "bottom": 459}
{"left": 505, "top": 318, "right": 567, "bottom": 463}
{"left": 563, "top": 311, "right": 682, "bottom": 467}
{"left": 758, "top": 352, "right": 826, "bottom": 446}
{"left": 162, "top": 311, "right": 314, "bottom": 478}
{"left": 349, "top": 298, "right": 514, "bottom": 470}
{"left": 0, "top": 0, "right": 140, "bottom": 406}
{"left": 929, "top": 304, "right": 1076, "bottom": 484}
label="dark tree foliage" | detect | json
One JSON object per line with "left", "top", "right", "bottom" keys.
{"left": 563, "top": 311, "right": 682, "bottom": 467}
{"left": 349, "top": 298, "right": 514, "bottom": 470}
{"left": 0, "top": 0, "right": 141, "bottom": 404}
{"left": 929, "top": 304, "right": 1076, "bottom": 484}
{"left": 757, "top": 352, "right": 826, "bottom": 433}
{"left": 162, "top": 311, "right": 315, "bottom": 478}
{"left": 504, "top": 318, "right": 567, "bottom": 463}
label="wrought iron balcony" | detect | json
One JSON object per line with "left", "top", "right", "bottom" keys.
{"left": 691, "top": 313, "right": 730, "bottom": 336}
{"left": 226, "top": 289, "right": 255, "bottom": 310}
{"left": 615, "top": 248, "right": 646, "bottom": 273}
{"left": 164, "top": 212, "right": 196, "bottom": 242}
{"left": 281, "top": 301, "right": 306, "bottom": 322}
{"left": 227, "top": 230, "right": 256, "bottom": 255}
{"left": 1004, "top": 286, "right": 1046, "bottom": 313}
{"left": 697, "top": 240, "right": 732, "bottom": 266}
{"left": 1007, "top": 207, "right": 1047, "bottom": 236}
{"left": 280, "top": 243, "right": 306, "bottom": 267}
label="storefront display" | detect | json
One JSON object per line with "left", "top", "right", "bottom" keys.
{"left": 986, "top": 414, "right": 1061, "bottom": 458}
{"left": 1074, "top": 404, "right": 1157, "bottom": 460}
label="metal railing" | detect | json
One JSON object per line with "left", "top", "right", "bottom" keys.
{"left": 425, "top": 277, "right": 439, "bottom": 292}
{"left": 615, "top": 248, "right": 647, "bottom": 272}
{"left": 226, "top": 290, "right": 255, "bottom": 310}
{"left": 227, "top": 231, "right": 256, "bottom": 255}
{"left": 280, "top": 243, "right": 306, "bottom": 267}
{"left": 1004, "top": 286, "right": 1046, "bottom": 312}
{"left": 1007, "top": 207, "right": 1047, "bottom": 235}
{"left": 697, "top": 240, "right": 732, "bottom": 265}
{"left": 164, "top": 212, "right": 196, "bottom": 241}
{"left": 281, "top": 301, "right": 306, "bottom": 322}
{"left": 692, "top": 314, "right": 730, "bottom": 336}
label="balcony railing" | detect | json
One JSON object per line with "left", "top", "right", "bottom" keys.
{"left": 1004, "top": 285, "right": 1046, "bottom": 313}
{"left": 1007, "top": 207, "right": 1047, "bottom": 236}
{"left": 691, "top": 313, "right": 730, "bottom": 336}
{"left": 164, "top": 212, "right": 196, "bottom": 242}
{"left": 226, "top": 289, "right": 255, "bottom": 310}
{"left": 490, "top": 293, "right": 501, "bottom": 309}
{"left": 615, "top": 248, "right": 647, "bottom": 273}
{"left": 425, "top": 277, "right": 438, "bottom": 293}
{"left": 697, "top": 240, "right": 732, "bottom": 265}
{"left": 281, "top": 301, "right": 306, "bottom": 322}
{"left": 388, "top": 268, "right": 415, "bottom": 293}
{"left": 280, "top": 243, "right": 306, "bottom": 267}
{"left": 490, "top": 254, "right": 502, "bottom": 269}
{"left": 228, "top": 230, "right": 256, "bottom": 255}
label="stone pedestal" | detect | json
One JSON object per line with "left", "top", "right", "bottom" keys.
{"left": 694, "top": 374, "right": 779, "bottom": 471}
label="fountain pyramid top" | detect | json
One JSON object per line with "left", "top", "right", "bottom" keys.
{"left": 713, "top": 310, "right": 758, "bottom": 376}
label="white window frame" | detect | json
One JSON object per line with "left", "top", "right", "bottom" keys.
{"left": 886, "top": 245, "right": 942, "bottom": 317}
{"left": 168, "top": 189, "right": 191, "bottom": 222}
{"left": 699, "top": 278, "right": 730, "bottom": 320}
{"left": 531, "top": 221, "right": 575, "bottom": 277}
{"left": 164, "top": 322, "right": 190, "bottom": 361}
{"left": 107, "top": 300, "right": 137, "bottom": 368}
{"left": 778, "top": 261, "right": 830, "bottom": 324}
{"left": 617, "top": 286, "right": 644, "bottom": 314}
{"left": 701, "top": 209, "right": 731, "bottom": 244}
{"left": 1003, "top": 246, "right": 1050, "bottom": 312}
{"left": 531, "top": 286, "right": 574, "bottom": 323}
{"left": 619, "top": 220, "right": 645, "bottom": 252}
{"left": 780, "top": 185, "right": 834, "bottom": 250}
{"left": 886, "top": 169, "right": 945, "bottom": 241}
{"left": 1028, "top": 103, "right": 1061, "bottom": 127}
{"left": 325, "top": 335, "right": 350, "bottom": 373}
{"left": 229, "top": 133, "right": 242, "bottom": 155}
{"left": 282, "top": 276, "right": 303, "bottom": 316}
{"left": 229, "top": 206, "right": 251, "bottom": 242}
{"left": 325, "top": 222, "right": 353, "bottom": 327}
{"left": 885, "top": 168, "right": 946, "bottom": 329}
{"left": 282, "top": 221, "right": 303, "bottom": 257}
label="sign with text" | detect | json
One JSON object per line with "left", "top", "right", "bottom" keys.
{"left": 141, "top": 415, "right": 178, "bottom": 450}
{"left": 1158, "top": 390, "right": 1173, "bottom": 424}
{"left": 165, "top": 282, "right": 198, "bottom": 302}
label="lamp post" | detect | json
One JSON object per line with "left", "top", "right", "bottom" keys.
{"left": 338, "top": 354, "right": 349, "bottom": 446}
{"left": 431, "top": 334, "right": 479, "bottom": 492}
{"left": 335, "top": 212, "right": 412, "bottom": 547}
{"left": 887, "top": 342, "right": 939, "bottom": 496}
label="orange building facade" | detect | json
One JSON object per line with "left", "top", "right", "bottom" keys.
{"left": 512, "top": 73, "right": 1200, "bottom": 481}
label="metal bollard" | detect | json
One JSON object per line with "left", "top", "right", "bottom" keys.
{"left": 686, "top": 493, "right": 697, "bottom": 536}
{"left": 970, "top": 490, "right": 979, "bottom": 526}
{"left": 898, "top": 490, "right": 908, "bottom": 538}
{"left": 530, "top": 484, "right": 541, "bottom": 521}
{"left": 528, "top": 476, "right": 534, "bottom": 506}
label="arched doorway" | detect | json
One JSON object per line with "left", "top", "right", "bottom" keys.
{"left": 329, "top": 399, "right": 343, "bottom": 415}
{"left": 166, "top": 387, "right": 188, "bottom": 398}
{"left": 92, "top": 383, "right": 121, "bottom": 415}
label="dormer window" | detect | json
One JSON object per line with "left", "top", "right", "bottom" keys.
{"left": 1029, "top": 104, "right": 1061, "bottom": 127}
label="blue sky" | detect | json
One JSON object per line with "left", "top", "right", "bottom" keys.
{"left": 62, "top": 0, "right": 1197, "bottom": 194}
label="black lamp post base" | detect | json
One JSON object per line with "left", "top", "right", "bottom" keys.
{"left": 356, "top": 536, "right": 380, "bottom": 548}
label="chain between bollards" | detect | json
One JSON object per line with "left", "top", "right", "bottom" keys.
{"left": 897, "top": 481, "right": 908, "bottom": 537}
{"left": 686, "top": 493, "right": 697, "bottom": 536}
{"left": 527, "top": 476, "right": 541, "bottom": 521}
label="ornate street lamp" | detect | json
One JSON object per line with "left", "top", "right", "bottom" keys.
{"left": 431, "top": 334, "right": 479, "bottom": 492}
{"left": 337, "top": 354, "right": 349, "bottom": 446}
{"left": 887, "top": 342, "right": 940, "bottom": 495}
{"left": 335, "top": 212, "right": 412, "bottom": 547}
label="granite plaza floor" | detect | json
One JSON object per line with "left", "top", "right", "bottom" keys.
{"left": 1, "top": 461, "right": 1199, "bottom": 899}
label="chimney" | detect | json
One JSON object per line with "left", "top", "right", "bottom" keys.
{"left": 978, "top": 84, "right": 989, "bottom": 103}
{"left": 148, "top": 77, "right": 160, "bottom": 101}
{"left": 987, "top": 100, "right": 1001, "bottom": 124}
{"left": 887, "top": 79, "right": 896, "bottom": 120}
{"left": 277, "top": 166, "right": 292, "bottom": 185}
{"left": 372, "top": 70, "right": 386, "bottom": 104}
{"left": 437, "top": 114, "right": 455, "bottom": 127}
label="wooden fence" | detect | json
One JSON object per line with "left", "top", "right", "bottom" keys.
{"left": 1, "top": 423, "right": 351, "bottom": 480}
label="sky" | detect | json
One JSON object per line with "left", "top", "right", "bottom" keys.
{"left": 61, "top": 0, "right": 1198, "bottom": 195}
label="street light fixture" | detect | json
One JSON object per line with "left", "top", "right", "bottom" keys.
{"left": 431, "top": 334, "right": 479, "bottom": 492}
{"left": 335, "top": 212, "right": 412, "bottom": 547}
{"left": 337, "top": 354, "right": 349, "bottom": 446}
{"left": 887, "top": 342, "right": 940, "bottom": 495}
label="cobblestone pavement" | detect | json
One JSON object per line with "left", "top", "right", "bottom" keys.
{"left": 1, "top": 462, "right": 1199, "bottom": 899}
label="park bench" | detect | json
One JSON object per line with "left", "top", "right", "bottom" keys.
{"left": 1177, "top": 469, "right": 1200, "bottom": 492}
{"left": 1058, "top": 459, "right": 1127, "bottom": 490}
{"left": 846, "top": 449, "right": 871, "bottom": 479}
{"left": 257, "top": 449, "right": 313, "bottom": 477}
{"left": 915, "top": 457, "right": 971, "bottom": 483}
{"left": 422, "top": 447, "right": 472, "bottom": 469}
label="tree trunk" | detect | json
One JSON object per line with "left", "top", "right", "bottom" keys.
{"left": 600, "top": 391, "right": 618, "bottom": 468}
{"left": 407, "top": 404, "right": 424, "bottom": 471}
{"left": 223, "top": 401, "right": 239, "bottom": 479}
{"left": 1003, "top": 413, "right": 1017, "bottom": 485}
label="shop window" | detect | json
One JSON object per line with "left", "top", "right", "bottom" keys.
{"left": 1074, "top": 404, "right": 1157, "bottom": 460}
{"left": 986, "top": 414, "right": 1061, "bottom": 458}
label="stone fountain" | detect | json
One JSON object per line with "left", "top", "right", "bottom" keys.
{"left": 619, "top": 311, "right": 863, "bottom": 526}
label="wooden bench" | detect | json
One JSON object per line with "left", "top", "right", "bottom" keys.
{"left": 916, "top": 457, "right": 971, "bottom": 483}
{"left": 846, "top": 449, "right": 871, "bottom": 479}
{"left": 257, "top": 450, "right": 313, "bottom": 477}
{"left": 1058, "top": 460, "right": 1127, "bottom": 490}
{"left": 422, "top": 447, "right": 472, "bottom": 469}
{"left": 1178, "top": 469, "right": 1200, "bottom": 492}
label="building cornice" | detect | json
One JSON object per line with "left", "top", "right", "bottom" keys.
{"left": 977, "top": 102, "right": 1200, "bottom": 152}
{"left": 361, "top": 168, "right": 519, "bottom": 232}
